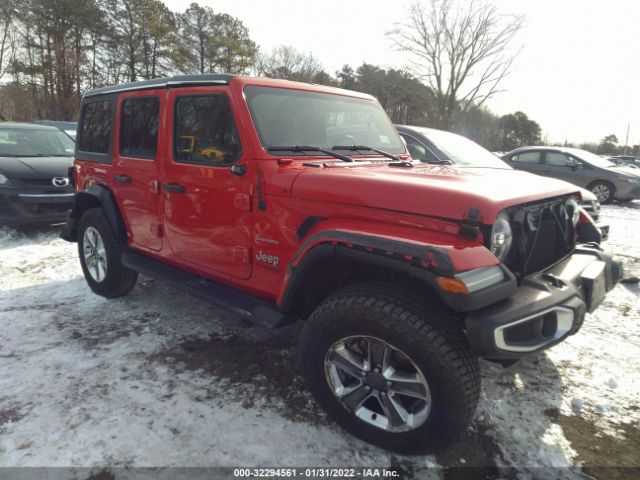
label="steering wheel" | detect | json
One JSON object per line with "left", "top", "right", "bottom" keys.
{"left": 333, "top": 134, "right": 357, "bottom": 146}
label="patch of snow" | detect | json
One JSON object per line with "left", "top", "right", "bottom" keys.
{"left": 0, "top": 202, "right": 638, "bottom": 471}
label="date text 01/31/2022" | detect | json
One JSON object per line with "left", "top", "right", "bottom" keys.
{"left": 233, "top": 468, "right": 400, "bottom": 478}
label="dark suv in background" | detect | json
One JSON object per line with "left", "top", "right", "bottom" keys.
{"left": 0, "top": 122, "right": 75, "bottom": 225}
{"left": 502, "top": 146, "right": 640, "bottom": 204}
{"left": 34, "top": 120, "right": 78, "bottom": 140}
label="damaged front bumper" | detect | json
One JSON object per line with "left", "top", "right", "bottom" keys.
{"left": 465, "top": 245, "right": 623, "bottom": 360}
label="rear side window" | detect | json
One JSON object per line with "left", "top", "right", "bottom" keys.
{"left": 79, "top": 100, "right": 113, "bottom": 153}
{"left": 510, "top": 151, "right": 540, "bottom": 164}
{"left": 545, "top": 152, "right": 573, "bottom": 166}
{"left": 120, "top": 96, "right": 160, "bottom": 159}
{"left": 174, "top": 95, "right": 242, "bottom": 166}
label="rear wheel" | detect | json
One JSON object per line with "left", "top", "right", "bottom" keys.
{"left": 299, "top": 282, "right": 480, "bottom": 453}
{"left": 589, "top": 181, "right": 615, "bottom": 204}
{"left": 78, "top": 207, "right": 138, "bottom": 298}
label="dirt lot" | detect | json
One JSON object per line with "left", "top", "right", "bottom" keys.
{"left": 1, "top": 204, "right": 639, "bottom": 479}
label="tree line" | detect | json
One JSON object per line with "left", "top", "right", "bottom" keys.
{"left": 3, "top": 0, "right": 630, "bottom": 155}
{"left": 0, "top": 0, "right": 259, "bottom": 120}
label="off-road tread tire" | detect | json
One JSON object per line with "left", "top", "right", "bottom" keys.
{"left": 299, "top": 282, "right": 480, "bottom": 454}
{"left": 78, "top": 207, "right": 138, "bottom": 298}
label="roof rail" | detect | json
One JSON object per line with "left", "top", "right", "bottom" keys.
{"left": 83, "top": 74, "right": 235, "bottom": 98}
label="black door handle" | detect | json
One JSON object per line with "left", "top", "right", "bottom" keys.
{"left": 163, "top": 183, "right": 186, "bottom": 193}
{"left": 114, "top": 174, "right": 132, "bottom": 184}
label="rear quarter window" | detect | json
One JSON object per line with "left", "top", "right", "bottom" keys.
{"left": 77, "top": 96, "right": 116, "bottom": 163}
{"left": 510, "top": 152, "right": 541, "bottom": 164}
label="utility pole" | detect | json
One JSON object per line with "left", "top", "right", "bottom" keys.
{"left": 624, "top": 123, "right": 630, "bottom": 155}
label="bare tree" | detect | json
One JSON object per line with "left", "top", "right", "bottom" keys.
{"left": 0, "top": 0, "right": 17, "bottom": 82}
{"left": 388, "top": 0, "right": 523, "bottom": 129}
{"left": 256, "top": 45, "right": 323, "bottom": 83}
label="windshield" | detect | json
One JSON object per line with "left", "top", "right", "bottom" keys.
{"left": 0, "top": 127, "right": 75, "bottom": 157}
{"left": 413, "top": 127, "right": 509, "bottom": 168}
{"left": 244, "top": 86, "right": 405, "bottom": 155}
{"left": 566, "top": 148, "right": 617, "bottom": 168}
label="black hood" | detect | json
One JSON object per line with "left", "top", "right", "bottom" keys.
{"left": 0, "top": 156, "right": 74, "bottom": 180}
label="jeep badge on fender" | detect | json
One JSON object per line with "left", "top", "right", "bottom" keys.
{"left": 256, "top": 250, "right": 280, "bottom": 268}
{"left": 60, "top": 74, "right": 622, "bottom": 454}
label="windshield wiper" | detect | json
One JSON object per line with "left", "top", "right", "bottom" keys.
{"left": 268, "top": 145, "right": 353, "bottom": 162}
{"left": 332, "top": 145, "right": 399, "bottom": 161}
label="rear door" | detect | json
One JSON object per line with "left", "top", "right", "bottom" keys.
{"left": 111, "top": 90, "right": 163, "bottom": 251}
{"left": 161, "top": 87, "right": 252, "bottom": 279}
{"left": 506, "top": 150, "right": 543, "bottom": 174}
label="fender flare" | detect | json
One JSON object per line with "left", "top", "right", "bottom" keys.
{"left": 60, "top": 185, "right": 127, "bottom": 244}
{"left": 277, "top": 229, "right": 456, "bottom": 312}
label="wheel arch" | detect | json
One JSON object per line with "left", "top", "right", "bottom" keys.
{"left": 277, "top": 231, "right": 457, "bottom": 319}
{"left": 60, "top": 185, "right": 127, "bottom": 244}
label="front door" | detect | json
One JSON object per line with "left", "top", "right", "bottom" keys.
{"left": 540, "top": 151, "right": 579, "bottom": 185}
{"left": 112, "top": 90, "right": 164, "bottom": 251}
{"left": 542, "top": 152, "right": 594, "bottom": 189}
{"left": 161, "top": 87, "right": 252, "bottom": 279}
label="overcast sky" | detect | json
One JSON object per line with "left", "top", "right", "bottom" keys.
{"left": 163, "top": 0, "right": 640, "bottom": 145}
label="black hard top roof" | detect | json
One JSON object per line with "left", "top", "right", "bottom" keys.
{"left": 83, "top": 74, "right": 236, "bottom": 98}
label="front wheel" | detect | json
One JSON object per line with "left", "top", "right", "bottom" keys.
{"left": 299, "top": 283, "right": 480, "bottom": 453}
{"left": 78, "top": 207, "right": 138, "bottom": 298}
{"left": 589, "top": 181, "right": 615, "bottom": 204}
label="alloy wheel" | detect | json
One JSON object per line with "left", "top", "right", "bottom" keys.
{"left": 591, "top": 184, "right": 611, "bottom": 203}
{"left": 83, "top": 226, "right": 108, "bottom": 282}
{"left": 324, "top": 336, "right": 431, "bottom": 432}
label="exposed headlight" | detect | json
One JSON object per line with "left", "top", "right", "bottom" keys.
{"left": 565, "top": 197, "right": 580, "bottom": 226}
{"left": 0, "top": 173, "right": 11, "bottom": 185}
{"left": 490, "top": 213, "right": 513, "bottom": 261}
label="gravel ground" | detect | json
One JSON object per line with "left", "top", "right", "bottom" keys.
{"left": 0, "top": 203, "right": 639, "bottom": 480}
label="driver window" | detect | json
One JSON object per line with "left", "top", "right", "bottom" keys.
{"left": 174, "top": 94, "right": 242, "bottom": 166}
{"left": 402, "top": 134, "right": 439, "bottom": 163}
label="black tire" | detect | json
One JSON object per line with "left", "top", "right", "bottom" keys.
{"left": 299, "top": 282, "right": 480, "bottom": 454}
{"left": 588, "top": 180, "right": 615, "bottom": 204}
{"left": 77, "top": 207, "right": 138, "bottom": 298}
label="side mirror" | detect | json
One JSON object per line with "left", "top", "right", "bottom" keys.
{"left": 229, "top": 164, "right": 246, "bottom": 176}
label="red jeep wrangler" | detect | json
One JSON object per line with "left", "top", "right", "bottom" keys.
{"left": 61, "top": 74, "right": 622, "bottom": 453}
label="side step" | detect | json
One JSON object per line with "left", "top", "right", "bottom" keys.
{"left": 121, "top": 250, "right": 296, "bottom": 328}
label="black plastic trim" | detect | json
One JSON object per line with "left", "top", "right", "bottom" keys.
{"left": 296, "top": 216, "right": 326, "bottom": 241}
{"left": 59, "top": 185, "right": 126, "bottom": 244}
{"left": 278, "top": 239, "right": 516, "bottom": 314}
{"left": 577, "top": 222, "right": 602, "bottom": 244}
{"left": 121, "top": 250, "right": 295, "bottom": 328}
{"left": 289, "top": 229, "right": 456, "bottom": 275}
{"left": 83, "top": 74, "right": 234, "bottom": 98}
{"left": 465, "top": 245, "right": 622, "bottom": 360}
